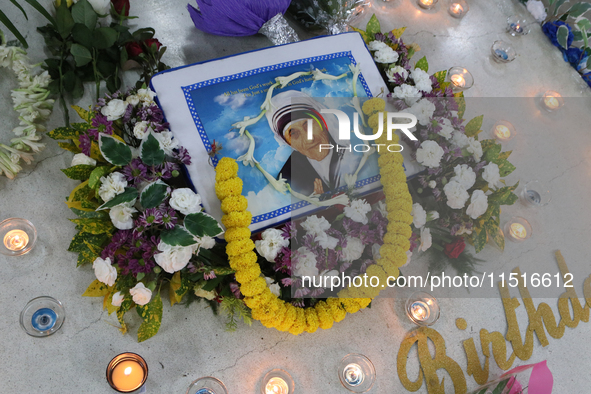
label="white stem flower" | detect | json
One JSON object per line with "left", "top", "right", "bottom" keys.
{"left": 348, "top": 96, "right": 367, "bottom": 127}
{"left": 349, "top": 63, "right": 361, "bottom": 97}
{"left": 236, "top": 130, "right": 259, "bottom": 167}
{"left": 261, "top": 82, "right": 280, "bottom": 112}
{"left": 275, "top": 71, "right": 311, "bottom": 88}
{"left": 231, "top": 110, "right": 266, "bottom": 136}
{"left": 287, "top": 184, "right": 350, "bottom": 207}
{"left": 255, "top": 162, "right": 288, "bottom": 194}
{"left": 312, "top": 68, "right": 348, "bottom": 81}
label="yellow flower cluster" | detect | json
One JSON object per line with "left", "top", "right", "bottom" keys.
{"left": 214, "top": 107, "right": 412, "bottom": 333}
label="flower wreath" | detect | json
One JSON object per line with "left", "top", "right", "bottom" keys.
{"left": 215, "top": 98, "right": 413, "bottom": 334}
{"left": 0, "top": 33, "right": 54, "bottom": 179}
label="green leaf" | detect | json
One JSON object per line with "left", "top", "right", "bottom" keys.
{"left": 557, "top": 25, "right": 570, "bottom": 50}
{"left": 68, "top": 231, "right": 109, "bottom": 253}
{"left": 566, "top": 2, "right": 591, "bottom": 18}
{"left": 201, "top": 276, "right": 224, "bottom": 292}
{"left": 139, "top": 180, "right": 168, "bottom": 209}
{"left": 184, "top": 212, "right": 223, "bottom": 238}
{"left": 488, "top": 182, "right": 519, "bottom": 205}
{"left": 71, "top": 43, "right": 92, "bottom": 66}
{"left": 140, "top": 133, "right": 165, "bottom": 166}
{"left": 10, "top": 0, "right": 28, "bottom": 20}
{"left": 483, "top": 141, "right": 502, "bottom": 162}
{"left": 89, "top": 166, "right": 112, "bottom": 189}
{"left": 350, "top": 26, "right": 372, "bottom": 44}
{"left": 455, "top": 94, "right": 466, "bottom": 119}
{"left": 48, "top": 127, "right": 81, "bottom": 140}
{"left": 390, "top": 27, "right": 407, "bottom": 39}
{"left": 573, "top": 30, "right": 584, "bottom": 42}
{"left": 97, "top": 187, "right": 138, "bottom": 210}
{"left": 552, "top": 0, "right": 570, "bottom": 16}
{"left": 160, "top": 226, "right": 197, "bottom": 247}
{"left": 136, "top": 293, "right": 163, "bottom": 342}
{"left": 82, "top": 279, "right": 111, "bottom": 297}
{"left": 169, "top": 272, "right": 189, "bottom": 306}
{"left": 492, "top": 379, "right": 510, "bottom": 394}
{"left": 71, "top": 0, "right": 97, "bottom": 30}
{"left": 58, "top": 142, "right": 82, "bottom": 154}
{"left": 365, "top": 14, "right": 381, "bottom": 38}
{"left": 98, "top": 133, "right": 132, "bottom": 166}
{"left": 132, "top": 27, "right": 155, "bottom": 41}
{"left": 414, "top": 56, "right": 428, "bottom": 72}
{"left": 93, "top": 26, "right": 118, "bottom": 49}
{"left": 77, "top": 247, "right": 98, "bottom": 267}
{"left": 71, "top": 23, "right": 93, "bottom": 49}
{"left": 70, "top": 218, "right": 114, "bottom": 235}
{"left": 23, "top": 0, "right": 57, "bottom": 27}
{"left": 577, "top": 18, "right": 591, "bottom": 32}
{"left": 495, "top": 159, "right": 516, "bottom": 177}
{"left": 433, "top": 70, "right": 447, "bottom": 85}
{"left": 56, "top": 1, "right": 75, "bottom": 39}
{"left": 116, "top": 296, "right": 133, "bottom": 334}
{"left": 213, "top": 267, "right": 235, "bottom": 276}
{"left": 472, "top": 226, "right": 488, "bottom": 253}
{"left": 485, "top": 219, "right": 504, "bottom": 251}
{"left": 464, "top": 115, "right": 483, "bottom": 137}
{"left": 0, "top": 9, "right": 28, "bottom": 48}
{"left": 71, "top": 207, "right": 108, "bottom": 219}
{"left": 72, "top": 105, "right": 91, "bottom": 122}
{"left": 61, "top": 164, "right": 95, "bottom": 180}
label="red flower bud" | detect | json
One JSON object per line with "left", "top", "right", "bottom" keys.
{"left": 144, "top": 38, "right": 162, "bottom": 51}
{"left": 111, "top": 0, "right": 130, "bottom": 16}
{"left": 444, "top": 237, "right": 466, "bottom": 259}
{"left": 125, "top": 42, "right": 143, "bottom": 58}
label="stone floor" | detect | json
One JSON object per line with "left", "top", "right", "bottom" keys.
{"left": 1, "top": 0, "right": 590, "bottom": 393}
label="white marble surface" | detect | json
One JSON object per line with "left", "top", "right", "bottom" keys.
{"left": 1, "top": 0, "right": 590, "bottom": 393}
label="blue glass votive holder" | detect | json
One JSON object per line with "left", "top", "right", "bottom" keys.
{"left": 186, "top": 377, "right": 228, "bottom": 394}
{"left": 20, "top": 296, "right": 65, "bottom": 337}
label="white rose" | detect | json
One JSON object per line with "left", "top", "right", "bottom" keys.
{"left": 301, "top": 215, "right": 331, "bottom": 237}
{"left": 466, "top": 137, "right": 483, "bottom": 162}
{"left": 443, "top": 180, "right": 470, "bottom": 209}
{"left": 368, "top": 40, "right": 389, "bottom": 51}
{"left": 130, "top": 283, "right": 152, "bottom": 306}
{"left": 341, "top": 236, "right": 365, "bottom": 262}
{"left": 137, "top": 88, "right": 156, "bottom": 105}
{"left": 99, "top": 172, "right": 128, "bottom": 202}
{"left": 109, "top": 203, "right": 137, "bottom": 230}
{"left": 133, "top": 121, "right": 151, "bottom": 139}
{"left": 411, "top": 68, "right": 432, "bottom": 93}
{"left": 374, "top": 47, "right": 399, "bottom": 63}
{"left": 255, "top": 228, "right": 289, "bottom": 262}
{"left": 197, "top": 236, "right": 216, "bottom": 250}
{"left": 169, "top": 188, "right": 201, "bottom": 215}
{"left": 408, "top": 98, "right": 436, "bottom": 126}
{"left": 451, "top": 131, "right": 469, "bottom": 148}
{"left": 526, "top": 0, "right": 547, "bottom": 22}
{"left": 92, "top": 257, "right": 117, "bottom": 286}
{"left": 482, "top": 163, "right": 501, "bottom": 189}
{"left": 154, "top": 241, "right": 196, "bottom": 273}
{"left": 294, "top": 247, "right": 319, "bottom": 277}
{"left": 87, "top": 0, "right": 110, "bottom": 15}
{"left": 125, "top": 95, "right": 140, "bottom": 106}
{"left": 429, "top": 181, "right": 436, "bottom": 188}
{"left": 386, "top": 66, "right": 408, "bottom": 82}
{"left": 315, "top": 232, "right": 338, "bottom": 249}
{"left": 411, "top": 203, "right": 427, "bottom": 229}
{"left": 466, "top": 190, "right": 488, "bottom": 219}
{"left": 153, "top": 131, "right": 179, "bottom": 155}
{"left": 71, "top": 153, "right": 96, "bottom": 167}
{"left": 111, "top": 291, "right": 124, "bottom": 307}
{"left": 195, "top": 286, "right": 216, "bottom": 300}
{"left": 100, "top": 99, "right": 127, "bottom": 121}
{"left": 416, "top": 140, "right": 444, "bottom": 168}
{"left": 265, "top": 277, "right": 281, "bottom": 297}
{"left": 439, "top": 118, "right": 454, "bottom": 140}
{"left": 343, "top": 199, "right": 371, "bottom": 224}
{"left": 392, "top": 83, "right": 420, "bottom": 106}
{"left": 450, "top": 164, "right": 476, "bottom": 190}
{"left": 419, "top": 227, "right": 432, "bottom": 252}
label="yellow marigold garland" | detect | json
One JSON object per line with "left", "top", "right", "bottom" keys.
{"left": 214, "top": 98, "right": 413, "bottom": 334}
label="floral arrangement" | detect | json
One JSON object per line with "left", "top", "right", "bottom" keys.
{"left": 288, "top": 0, "right": 370, "bottom": 35}
{"left": 354, "top": 16, "right": 519, "bottom": 273}
{"left": 47, "top": 88, "right": 250, "bottom": 342}
{"left": 215, "top": 97, "right": 413, "bottom": 334}
{"left": 0, "top": 31, "right": 54, "bottom": 179}
{"left": 522, "top": 0, "right": 591, "bottom": 88}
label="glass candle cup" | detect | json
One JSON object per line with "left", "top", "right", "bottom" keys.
{"left": 338, "top": 354, "right": 376, "bottom": 393}
{"left": 0, "top": 218, "right": 37, "bottom": 256}
{"left": 521, "top": 180, "right": 551, "bottom": 207}
{"left": 504, "top": 217, "right": 532, "bottom": 243}
{"left": 405, "top": 291, "right": 440, "bottom": 326}
{"left": 20, "top": 296, "right": 65, "bottom": 337}
{"left": 448, "top": 66, "right": 473, "bottom": 92}
{"left": 186, "top": 377, "right": 228, "bottom": 394}
{"left": 106, "top": 353, "right": 148, "bottom": 393}
{"left": 261, "top": 369, "right": 294, "bottom": 394}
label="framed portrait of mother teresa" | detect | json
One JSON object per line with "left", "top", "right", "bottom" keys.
{"left": 152, "top": 33, "right": 420, "bottom": 233}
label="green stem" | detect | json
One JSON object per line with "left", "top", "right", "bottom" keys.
{"left": 58, "top": 42, "right": 70, "bottom": 127}
{"left": 92, "top": 49, "right": 100, "bottom": 102}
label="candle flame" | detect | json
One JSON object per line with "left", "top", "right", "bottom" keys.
{"left": 124, "top": 367, "right": 132, "bottom": 376}
{"left": 495, "top": 125, "right": 511, "bottom": 140}
{"left": 3, "top": 230, "right": 29, "bottom": 251}
{"left": 510, "top": 223, "right": 527, "bottom": 239}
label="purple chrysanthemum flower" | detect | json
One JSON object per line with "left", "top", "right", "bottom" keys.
{"left": 204, "top": 270, "right": 216, "bottom": 280}
{"left": 281, "top": 221, "right": 296, "bottom": 240}
{"left": 122, "top": 158, "right": 148, "bottom": 184}
{"left": 230, "top": 282, "right": 242, "bottom": 299}
{"left": 281, "top": 277, "right": 293, "bottom": 286}
{"left": 173, "top": 146, "right": 192, "bottom": 165}
{"left": 79, "top": 134, "right": 92, "bottom": 156}
{"left": 160, "top": 206, "right": 178, "bottom": 229}
{"left": 274, "top": 246, "right": 292, "bottom": 275}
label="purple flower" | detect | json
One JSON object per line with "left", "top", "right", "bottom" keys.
{"left": 90, "top": 112, "right": 114, "bottom": 136}
{"left": 230, "top": 282, "right": 242, "bottom": 298}
{"left": 173, "top": 146, "right": 192, "bottom": 165}
{"left": 122, "top": 158, "right": 148, "bottom": 184}
{"left": 274, "top": 246, "right": 292, "bottom": 275}
{"left": 204, "top": 270, "right": 216, "bottom": 280}
{"left": 79, "top": 134, "right": 92, "bottom": 156}
{"left": 281, "top": 277, "right": 293, "bottom": 286}
{"left": 160, "top": 206, "right": 178, "bottom": 229}
{"left": 137, "top": 207, "right": 164, "bottom": 227}
{"left": 281, "top": 221, "right": 296, "bottom": 239}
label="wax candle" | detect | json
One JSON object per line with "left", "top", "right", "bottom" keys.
{"left": 3, "top": 230, "right": 29, "bottom": 251}
{"left": 111, "top": 360, "right": 145, "bottom": 392}
{"left": 343, "top": 363, "right": 365, "bottom": 386}
{"left": 491, "top": 121, "right": 515, "bottom": 142}
{"left": 449, "top": 3, "right": 465, "bottom": 17}
{"left": 418, "top": 0, "right": 436, "bottom": 9}
{"left": 450, "top": 74, "right": 465, "bottom": 88}
{"left": 266, "top": 377, "right": 289, "bottom": 394}
{"left": 542, "top": 91, "right": 563, "bottom": 111}
{"left": 410, "top": 301, "right": 430, "bottom": 321}
{"left": 509, "top": 223, "right": 527, "bottom": 240}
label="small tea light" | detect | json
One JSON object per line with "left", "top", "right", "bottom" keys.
{"left": 448, "top": 66, "right": 473, "bottom": 91}
{"left": 448, "top": 0, "right": 468, "bottom": 18}
{"left": 541, "top": 91, "right": 564, "bottom": 111}
{"left": 107, "top": 353, "right": 148, "bottom": 393}
{"left": 260, "top": 369, "right": 294, "bottom": 394}
{"left": 521, "top": 180, "right": 551, "bottom": 207}
{"left": 338, "top": 354, "right": 376, "bottom": 393}
{"left": 418, "top": 0, "right": 438, "bottom": 10}
{"left": 0, "top": 218, "right": 37, "bottom": 256}
{"left": 187, "top": 377, "right": 228, "bottom": 394}
{"left": 504, "top": 217, "right": 532, "bottom": 243}
{"left": 19, "top": 296, "right": 66, "bottom": 337}
{"left": 405, "top": 291, "right": 440, "bottom": 326}
{"left": 490, "top": 120, "right": 516, "bottom": 142}
{"left": 507, "top": 16, "right": 530, "bottom": 36}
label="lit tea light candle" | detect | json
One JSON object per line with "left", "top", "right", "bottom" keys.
{"left": 3, "top": 229, "right": 29, "bottom": 251}
{"left": 509, "top": 223, "right": 527, "bottom": 240}
{"left": 107, "top": 353, "right": 148, "bottom": 393}
{"left": 450, "top": 74, "right": 465, "bottom": 88}
{"left": 542, "top": 91, "right": 563, "bottom": 111}
{"left": 504, "top": 217, "right": 532, "bottom": 243}
{"left": 343, "top": 363, "right": 365, "bottom": 386}
{"left": 448, "top": 2, "right": 467, "bottom": 17}
{"left": 491, "top": 121, "right": 515, "bottom": 142}
{"left": 418, "top": 0, "right": 437, "bottom": 9}
{"left": 266, "top": 377, "right": 289, "bottom": 394}
{"left": 410, "top": 301, "right": 430, "bottom": 321}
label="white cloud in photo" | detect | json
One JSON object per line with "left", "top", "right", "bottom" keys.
{"left": 214, "top": 93, "right": 249, "bottom": 109}
{"left": 246, "top": 183, "right": 290, "bottom": 217}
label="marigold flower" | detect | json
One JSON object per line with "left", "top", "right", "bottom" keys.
{"left": 340, "top": 298, "right": 362, "bottom": 314}
{"left": 362, "top": 98, "right": 386, "bottom": 115}
{"left": 378, "top": 258, "right": 401, "bottom": 277}
{"left": 288, "top": 308, "right": 307, "bottom": 335}
{"left": 383, "top": 233, "right": 411, "bottom": 250}
{"left": 221, "top": 195, "right": 248, "bottom": 214}
{"left": 386, "top": 211, "right": 413, "bottom": 225}
{"left": 215, "top": 177, "right": 243, "bottom": 200}
{"left": 226, "top": 238, "right": 255, "bottom": 257}
{"left": 304, "top": 308, "right": 320, "bottom": 333}
{"left": 224, "top": 227, "right": 252, "bottom": 243}
{"left": 314, "top": 301, "right": 334, "bottom": 330}
{"left": 355, "top": 298, "right": 372, "bottom": 309}
{"left": 215, "top": 157, "right": 238, "bottom": 181}
{"left": 243, "top": 288, "right": 274, "bottom": 309}
{"left": 387, "top": 221, "right": 413, "bottom": 238}
{"left": 378, "top": 153, "right": 404, "bottom": 166}
{"left": 228, "top": 251, "right": 257, "bottom": 271}
{"left": 234, "top": 263, "right": 261, "bottom": 284}
{"left": 326, "top": 298, "right": 347, "bottom": 322}
{"left": 222, "top": 211, "right": 252, "bottom": 229}
{"left": 277, "top": 304, "right": 297, "bottom": 332}
{"left": 239, "top": 276, "right": 267, "bottom": 297}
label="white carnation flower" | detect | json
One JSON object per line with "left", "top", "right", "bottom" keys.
{"left": 411, "top": 203, "right": 427, "bottom": 229}
{"left": 343, "top": 199, "right": 371, "bottom": 224}
{"left": 450, "top": 164, "right": 476, "bottom": 190}
{"left": 408, "top": 98, "right": 436, "bottom": 126}
{"left": 109, "top": 203, "right": 137, "bottom": 230}
{"left": 411, "top": 68, "right": 432, "bottom": 93}
{"left": 111, "top": 291, "right": 124, "bottom": 307}
{"left": 154, "top": 241, "right": 196, "bottom": 274}
{"left": 294, "top": 247, "right": 319, "bottom": 277}
{"left": 265, "top": 277, "right": 281, "bottom": 297}
{"left": 374, "top": 47, "right": 399, "bottom": 63}
{"left": 71, "top": 153, "right": 96, "bottom": 167}
{"left": 153, "top": 131, "right": 179, "bottom": 156}
{"left": 482, "top": 162, "right": 501, "bottom": 189}
{"left": 101, "top": 99, "right": 127, "bottom": 121}
{"left": 130, "top": 283, "right": 152, "bottom": 306}
{"left": 428, "top": 180, "right": 437, "bottom": 188}
{"left": 415, "top": 140, "right": 444, "bottom": 168}
{"left": 466, "top": 190, "right": 489, "bottom": 219}
{"left": 92, "top": 257, "right": 117, "bottom": 286}
{"left": 439, "top": 118, "right": 454, "bottom": 140}
{"left": 125, "top": 95, "right": 140, "bottom": 106}
{"left": 368, "top": 40, "right": 389, "bottom": 51}
{"left": 466, "top": 137, "right": 483, "bottom": 162}
{"left": 419, "top": 227, "right": 432, "bottom": 252}
{"left": 443, "top": 180, "right": 470, "bottom": 209}
{"left": 386, "top": 66, "right": 409, "bottom": 82}
{"left": 197, "top": 236, "right": 216, "bottom": 250}
{"left": 526, "top": 0, "right": 547, "bottom": 22}
{"left": 341, "top": 236, "right": 365, "bottom": 262}
{"left": 371, "top": 243, "right": 381, "bottom": 260}
{"left": 392, "top": 84, "right": 421, "bottom": 106}
{"left": 315, "top": 231, "right": 339, "bottom": 249}
{"left": 301, "top": 215, "right": 331, "bottom": 237}
{"left": 451, "top": 131, "right": 469, "bottom": 148}
{"left": 99, "top": 172, "right": 127, "bottom": 202}
{"left": 255, "top": 228, "right": 289, "bottom": 263}
{"left": 427, "top": 211, "right": 439, "bottom": 221}
{"left": 133, "top": 121, "right": 151, "bottom": 140}
{"left": 137, "top": 88, "right": 156, "bottom": 106}
{"left": 169, "top": 188, "right": 201, "bottom": 215}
